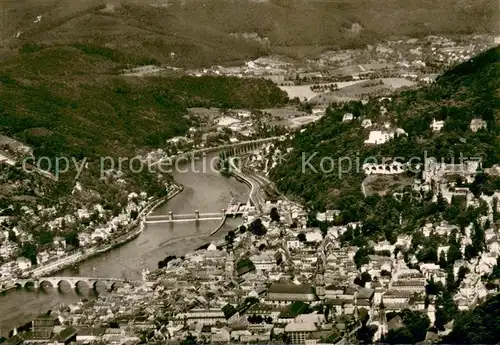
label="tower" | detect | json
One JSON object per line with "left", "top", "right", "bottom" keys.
{"left": 315, "top": 254, "right": 326, "bottom": 300}
{"left": 225, "top": 231, "right": 235, "bottom": 281}
{"left": 225, "top": 250, "right": 234, "bottom": 280}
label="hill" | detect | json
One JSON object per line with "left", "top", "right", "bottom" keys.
{"left": 0, "top": 46, "right": 288, "bottom": 159}
{"left": 269, "top": 46, "right": 500, "bottom": 228}
{"left": 1, "top": 0, "right": 498, "bottom": 66}
{"left": 440, "top": 293, "right": 500, "bottom": 344}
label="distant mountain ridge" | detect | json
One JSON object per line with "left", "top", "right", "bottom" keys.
{"left": 269, "top": 46, "right": 500, "bottom": 212}
{"left": 1, "top": 0, "right": 498, "bottom": 67}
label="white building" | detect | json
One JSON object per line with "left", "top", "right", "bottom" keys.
{"left": 430, "top": 118, "right": 445, "bottom": 132}
{"left": 470, "top": 118, "right": 487, "bottom": 132}
{"left": 364, "top": 130, "right": 396, "bottom": 145}
{"left": 251, "top": 252, "right": 276, "bottom": 271}
{"left": 342, "top": 113, "right": 354, "bottom": 123}
{"left": 361, "top": 119, "right": 373, "bottom": 128}
{"left": 17, "top": 256, "right": 32, "bottom": 271}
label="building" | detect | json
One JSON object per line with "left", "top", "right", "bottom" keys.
{"left": 361, "top": 119, "right": 373, "bottom": 128}
{"left": 470, "top": 118, "right": 487, "bottom": 132}
{"left": 363, "top": 128, "right": 405, "bottom": 146}
{"left": 315, "top": 256, "right": 326, "bottom": 300}
{"left": 266, "top": 283, "right": 318, "bottom": 305}
{"left": 391, "top": 280, "right": 425, "bottom": 294}
{"left": 423, "top": 158, "right": 480, "bottom": 185}
{"left": 174, "top": 308, "right": 227, "bottom": 326}
{"left": 251, "top": 252, "right": 276, "bottom": 271}
{"left": 342, "top": 113, "right": 354, "bottom": 123}
{"left": 55, "top": 327, "right": 78, "bottom": 345}
{"left": 284, "top": 322, "right": 317, "bottom": 344}
{"left": 16, "top": 257, "right": 32, "bottom": 271}
{"left": 430, "top": 118, "right": 445, "bottom": 132}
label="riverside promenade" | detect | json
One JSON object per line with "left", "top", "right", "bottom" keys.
{"left": 0, "top": 184, "right": 183, "bottom": 292}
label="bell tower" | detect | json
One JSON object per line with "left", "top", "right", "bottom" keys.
{"left": 315, "top": 255, "right": 326, "bottom": 300}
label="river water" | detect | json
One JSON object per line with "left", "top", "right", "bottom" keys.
{"left": 0, "top": 153, "right": 249, "bottom": 336}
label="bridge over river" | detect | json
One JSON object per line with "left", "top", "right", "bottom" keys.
{"left": 150, "top": 136, "right": 284, "bottom": 166}
{"left": 13, "top": 276, "right": 140, "bottom": 291}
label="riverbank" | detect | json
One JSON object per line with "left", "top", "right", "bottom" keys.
{"left": 45, "top": 184, "right": 185, "bottom": 277}
{"left": 0, "top": 151, "right": 252, "bottom": 336}
{"left": 0, "top": 185, "right": 184, "bottom": 294}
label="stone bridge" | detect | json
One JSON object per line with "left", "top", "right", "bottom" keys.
{"left": 151, "top": 136, "right": 284, "bottom": 167}
{"left": 15, "top": 276, "right": 137, "bottom": 291}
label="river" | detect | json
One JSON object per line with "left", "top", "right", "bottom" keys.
{"left": 0, "top": 152, "right": 249, "bottom": 336}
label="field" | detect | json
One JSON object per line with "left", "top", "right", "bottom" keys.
{"left": 262, "top": 107, "right": 309, "bottom": 119}
{"left": 279, "top": 80, "right": 366, "bottom": 101}
{"left": 307, "top": 78, "right": 415, "bottom": 104}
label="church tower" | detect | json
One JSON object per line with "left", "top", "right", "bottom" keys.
{"left": 225, "top": 251, "right": 234, "bottom": 280}
{"left": 225, "top": 233, "right": 235, "bottom": 281}
{"left": 315, "top": 255, "right": 326, "bottom": 300}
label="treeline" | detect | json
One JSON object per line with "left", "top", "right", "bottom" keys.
{"left": 0, "top": 45, "right": 288, "bottom": 160}
{"left": 441, "top": 294, "right": 500, "bottom": 344}
{"left": 270, "top": 47, "right": 500, "bottom": 230}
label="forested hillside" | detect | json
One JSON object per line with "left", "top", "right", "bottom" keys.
{"left": 440, "top": 293, "right": 500, "bottom": 344}
{"left": 0, "top": 45, "right": 288, "bottom": 159}
{"left": 270, "top": 46, "right": 500, "bottom": 234}
{"left": 1, "top": 0, "right": 497, "bottom": 66}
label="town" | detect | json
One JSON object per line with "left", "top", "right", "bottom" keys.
{"left": 0, "top": 32, "right": 499, "bottom": 345}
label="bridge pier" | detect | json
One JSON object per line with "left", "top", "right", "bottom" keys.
{"left": 195, "top": 210, "right": 199, "bottom": 220}
{"left": 169, "top": 211, "right": 173, "bottom": 221}
{"left": 32, "top": 281, "right": 40, "bottom": 289}
{"left": 221, "top": 208, "right": 226, "bottom": 217}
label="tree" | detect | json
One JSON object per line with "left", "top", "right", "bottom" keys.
{"left": 21, "top": 242, "right": 38, "bottom": 265}
{"left": 180, "top": 334, "right": 197, "bottom": 345}
{"left": 464, "top": 243, "right": 478, "bottom": 260}
{"left": 426, "top": 278, "right": 444, "bottom": 296}
{"left": 354, "top": 276, "right": 365, "bottom": 287}
{"left": 130, "top": 209, "right": 139, "bottom": 220}
{"left": 297, "top": 232, "right": 307, "bottom": 242}
{"left": 381, "top": 269, "right": 391, "bottom": 277}
{"left": 434, "top": 307, "right": 446, "bottom": 331}
{"left": 8, "top": 230, "right": 17, "bottom": 242}
{"left": 239, "top": 225, "right": 246, "bottom": 233}
{"left": 442, "top": 294, "right": 500, "bottom": 344}
{"left": 37, "top": 230, "right": 53, "bottom": 246}
{"left": 439, "top": 250, "right": 447, "bottom": 269}
{"left": 270, "top": 207, "right": 280, "bottom": 222}
{"left": 457, "top": 266, "right": 469, "bottom": 283}
{"left": 384, "top": 327, "right": 414, "bottom": 344}
{"left": 358, "top": 308, "right": 369, "bottom": 326}
{"left": 225, "top": 230, "right": 236, "bottom": 252}
{"left": 361, "top": 272, "right": 372, "bottom": 283}
{"left": 447, "top": 243, "right": 462, "bottom": 266}
{"left": 354, "top": 247, "right": 374, "bottom": 269}
{"left": 446, "top": 267, "right": 456, "bottom": 292}
{"left": 250, "top": 218, "right": 267, "bottom": 236}
{"left": 64, "top": 231, "right": 80, "bottom": 248}
{"left": 357, "top": 325, "right": 377, "bottom": 344}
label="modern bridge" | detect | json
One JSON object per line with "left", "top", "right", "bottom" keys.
{"left": 144, "top": 202, "right": 249, "bottom": 224}
{"left": 14, "top": 276, "right": 139, "bottom": 291}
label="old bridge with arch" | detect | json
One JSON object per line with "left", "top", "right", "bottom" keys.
{"left": 14, "top": 276, "right": 138, "bottom": 291}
